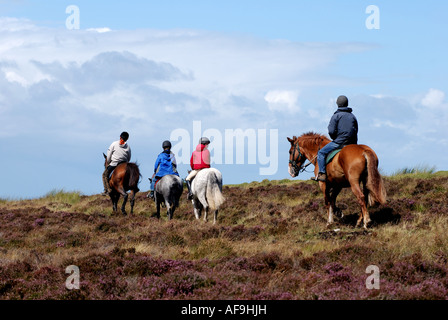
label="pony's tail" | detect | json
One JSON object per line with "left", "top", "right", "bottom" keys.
{"left": 127, "top": 163, "right": 142, "bottom": 192}
{"left": 206, "top": 172, "right": 225, "bottom": 212}
{"left": 364, "top": 150, "right": 387, "bottom": 206}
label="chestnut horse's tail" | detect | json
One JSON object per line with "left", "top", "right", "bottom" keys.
{"left": 126, "top": 163, "right": 141, "bottom": 192}
{"left": 364, "top": 149, "right": 387, "bottom": 206}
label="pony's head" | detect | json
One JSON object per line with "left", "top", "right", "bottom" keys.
{"left": 287, "top": 136, "right": 306, "bottom": 178}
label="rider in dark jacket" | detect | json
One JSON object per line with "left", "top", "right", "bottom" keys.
{"left": 313, "top": 95, "right": 358, "bottom": 182}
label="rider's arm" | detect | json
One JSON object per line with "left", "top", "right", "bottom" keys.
{"left": 154, "top": 154, "right": 162, "bottom": 173}
{"left": 171, "top": 153, "right": 177, "bottom": 169}
{"left": 106, "top": 142, "right": 115, "bottom": 165}
{"left": 328, "top": 115, "right": 339, "bottom": 140}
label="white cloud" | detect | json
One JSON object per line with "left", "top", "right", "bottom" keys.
{"left": 87, "top": 28, "right": 112, "bottom": 33}
{"left": 0, "top": 17, "right": 37, "bottom": 32}
{"left": 421, "top": 88, "right": 445, "bottom": 109}
{"left": 4, "top": 70, "right": 27, "bottom": 85}
{"left": 265, "top": 90, "right": 300, "bottom": 113}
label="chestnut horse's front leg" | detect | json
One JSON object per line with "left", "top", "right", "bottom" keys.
{"left": 320, "top": 182, "right": 334, "bottom": 228}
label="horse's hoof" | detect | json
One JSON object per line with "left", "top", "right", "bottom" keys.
{"left": 363, "top": 220, "right": 372, "bottom": 229}
{"left": 326, "top": 223, "right": 334, "bottom": 229}
{"left": 334, "top": 209, "right": 344, "bottom": 219}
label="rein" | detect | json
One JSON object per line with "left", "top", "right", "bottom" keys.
{"left": 289, "top": 141, "right": 319, "bottom": 174}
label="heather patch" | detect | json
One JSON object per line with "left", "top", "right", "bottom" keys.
{"left": 1, "top": 174, "right": 448, "bottom": 299}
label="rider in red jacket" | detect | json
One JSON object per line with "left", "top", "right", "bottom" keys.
{"left": 186, "top": 137, "right": 211, "bottom": 199}
{"left": 190, "top": 143, "right": 211, "bottom": 170}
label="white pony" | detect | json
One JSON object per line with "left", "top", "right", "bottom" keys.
{"left": 190, "top": 168, "right": 225, "bottom": 224}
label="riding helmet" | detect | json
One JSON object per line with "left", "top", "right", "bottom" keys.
{"left": 162, "top": 140, "right": 172, "bottom": 149}
{"left": 336, "top": 95, "right": 349, "bottom": 108}
{"left": 199, "top": 137, "right": 211, "bottom": 145}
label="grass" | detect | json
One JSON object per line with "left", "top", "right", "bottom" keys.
{"left": 40, "top": 189, "right": 83, "bottom": 205}
{"left": 390, "top": 165, "right": 437, "bottom": 177}
{"left": 0, "top": 172, "right": 448, "bottom": 300}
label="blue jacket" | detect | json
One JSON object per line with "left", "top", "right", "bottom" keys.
{"left": 154, "top": 150, "right": 179, "bottom": 178}
{"left": 328, "top": 107, "right": 358, "bottom": 145}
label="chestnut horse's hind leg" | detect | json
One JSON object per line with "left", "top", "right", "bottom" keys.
{"left": 349, "top": 178, "right": 371, "bottom": 229}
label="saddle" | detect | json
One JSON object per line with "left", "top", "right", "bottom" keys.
{"left": 149, "top": 174, "right": 162, "bottom": 189}
{"left": 326, "top": 149, "right": 342, "bottom": 165}
{"left": 108, "top": 161, "right": 127, "bottom": 179}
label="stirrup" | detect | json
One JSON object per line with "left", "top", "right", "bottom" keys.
{"left": 311, "top": 173, "right": 326, "bottom": 182}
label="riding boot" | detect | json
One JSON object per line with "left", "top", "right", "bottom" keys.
{"left": 186, "top": 180, "right": 193, "bottom": 200}
{"left": 311, "top": 172, "right": 327, "bottom": 182}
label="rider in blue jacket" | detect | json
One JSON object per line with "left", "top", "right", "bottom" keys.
{"left": 148, "top": 141, "right": 179, "bottom": 199}
{"left": 313, "top": 95, "right": 358, "bottom": 182}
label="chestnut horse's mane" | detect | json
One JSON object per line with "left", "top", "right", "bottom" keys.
{"left": 296, "top": 132, "right": 331, "bottom": 151}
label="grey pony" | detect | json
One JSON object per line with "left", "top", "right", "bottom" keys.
{"left": 149, "top": 175, "right": 183, "bottom": 220}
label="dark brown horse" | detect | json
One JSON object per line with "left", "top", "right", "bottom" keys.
{"left": 287, "top": 132, "right": 387, "bottom": 229}
{"left": 103, "top": 154, "right": 141, "bottom": 215}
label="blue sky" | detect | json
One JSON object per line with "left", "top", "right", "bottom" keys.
{"left": 1, "top": 1, "right": 447, "bottom": 199}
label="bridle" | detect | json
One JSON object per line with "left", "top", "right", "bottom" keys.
{"left": 289, "top": 141, "right": 317, "bottom": 175}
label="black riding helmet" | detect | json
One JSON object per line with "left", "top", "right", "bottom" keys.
{"left": 199, "top": 137, "right": 210, "bottom": 145}
{"left": 336, "top": 95, "right": 349, "bottom": 108}
{"left": 162, "top": 140, "right": 172, "bottom": 149}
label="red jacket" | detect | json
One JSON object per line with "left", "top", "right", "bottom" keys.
{"left": 190, "top": 144, "right": 211, "bottom": 170}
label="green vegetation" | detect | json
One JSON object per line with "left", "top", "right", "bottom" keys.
{"left": 390, "top": 165, "right": 437, "bottom": 177}
{"left": 41, "top": 189, "right": 83, "bottom": 204}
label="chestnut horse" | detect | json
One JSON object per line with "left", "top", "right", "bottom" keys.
{"left": 103, "top": 154, "right": 141, "bottom": 216}
{"left": 287, "top": 132, "right": 387, "bottom": 229}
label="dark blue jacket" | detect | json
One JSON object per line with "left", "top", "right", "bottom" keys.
{"left": 154, "top": 150, "right": 179, "bottom": 178}
{"left": 328, "top": 107, "right": 358, "bottom": 145}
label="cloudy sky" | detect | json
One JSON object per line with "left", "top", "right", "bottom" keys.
{"left": 1, "top": 0, "right": 447, "bottom": 199}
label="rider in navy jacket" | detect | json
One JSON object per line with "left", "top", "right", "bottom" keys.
{"left": 328, "top": 107, "right": 358, "bottom": 145}
{"left": 313, "top": 96, "right": 358, "bottom": 182}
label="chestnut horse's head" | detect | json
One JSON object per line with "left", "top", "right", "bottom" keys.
{"left": 287, "top": 136, "right": 306, "bottom": 178}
